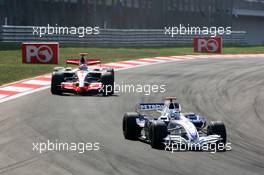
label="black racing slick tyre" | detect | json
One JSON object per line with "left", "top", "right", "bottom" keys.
{"left": 105, "top": 68, "right": 114, "bottom": 95}
{"left": 123, "top": 112, "right": 141, "bottom": 140}
{"left": 150, "top": 121, "right": 167, "bottom": 149}
{"left": 207, "top": 121, "right": 227, "bottom": 152}
{"left": 101, "top": 71, "right": 114, "bottom": 96}
{"left": 105, "top": 68, "right": 114, "bottom": 75}
{"left": 51, "top": 73, "right": 64, "bottom": 95}
{"left": 207, "top": 121, "right": 227, "bottom": 143}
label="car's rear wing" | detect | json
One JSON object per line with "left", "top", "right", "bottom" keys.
{"left": 66, "top": 59, "right": 101, "bottom": 66}
{"left": 135, "top": 103, "right": 165, "bottom": 112}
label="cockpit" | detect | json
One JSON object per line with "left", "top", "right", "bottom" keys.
{"left": 169, "top": 110, "right": 181, "bottom": 120}
{"left": 160, "top": 97, "right": 182, "bottom": 120}
{"left": 79, "top": 64, "right": 88, "bottom": 71}
{"left": 79, "top": 54, "right": 88, "bottom": 71}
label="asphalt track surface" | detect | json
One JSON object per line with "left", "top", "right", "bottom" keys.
{"left": 0, "top": 57, "right": 264, "bottom": 175}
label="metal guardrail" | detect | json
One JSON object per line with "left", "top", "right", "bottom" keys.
{"left": 0, "top": 26, "right": 246, "bottom": 46}
{"left": 234, "top": 0, "right": 264, "bottom": 11}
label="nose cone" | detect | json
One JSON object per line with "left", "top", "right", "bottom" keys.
{"left": 76, "top": 87, "right": 86, "bottom": 93}
{"left": 77, "top": 71, "right": 88, "bottom": 87}
{"left": 79, "top": 81, "right": 85, "bottom": 88}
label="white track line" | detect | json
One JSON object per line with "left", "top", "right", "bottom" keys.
{"left": 0, "top": 94, "right": 8, "bottom": 99}
{"left": 139, "top": 58, "right": 166, "bottom": 62}
{"left": 103, "top": 63, "right": 134, "bottom": 67}
{"left": 0, "top": 86, "right": 32, "bottom": 92}
{"left": 171, "top": 56, "right": 196, "bottom": 60}
{"left": 120, "top": 60, "right": 147, "bottom": 65}
{"left": 154, "top": 57, "right": 178, "bottom": 60}
{"left": 22, "top": 80, "right": 51, "bottom": 86}
{"left": 0, "top": 86, "right": 50, "bottom": 103}
{"left": 43, "top": 75, "right": 52, "bottom": 78}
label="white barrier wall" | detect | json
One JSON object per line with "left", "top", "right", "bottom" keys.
{"left": 0, "top": 26, "right": 246, "bottom": 46}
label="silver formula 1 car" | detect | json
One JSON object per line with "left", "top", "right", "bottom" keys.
{"left": 51, "top": 53, "right": 114, "bottom": 96}
{"left": 122, "top": 97, "right": 227, "bottom": 150}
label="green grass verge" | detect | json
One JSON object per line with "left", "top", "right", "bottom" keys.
{"left": 0, "top": 43, "right": 263, "bottom": 86}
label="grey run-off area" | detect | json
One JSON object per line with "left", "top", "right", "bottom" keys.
{"left": 0, "top": 56, "right": 264, "bottom": 175}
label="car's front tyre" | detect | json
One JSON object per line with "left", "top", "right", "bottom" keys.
{"left": 207, "top": 121, "right": 227, "bottom": 151}
{"left": 149, "top": 121, "right": 167, "bottom": 149}
{"left": 101, "top": 71, "right": 114, "bottom": 96}
{"left": 122, "top": 112, "right": 141, "bottom": 140}
{"left": 51, "top": 72, "right": 64, "bottom": 95}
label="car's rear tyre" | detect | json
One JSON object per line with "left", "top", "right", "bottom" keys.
{"left": 51, "top": 73, "right": 64, "bottom": 95}
{"left": 123, "top": 112, "right": 141, "bottom": 140}
{"left": 101, "top": 71, "right": 114, "bottom": 96}
{"left": 207, "top": 121, "right": 227, "bottom": 151}
{"left": 150, "top": 121, "right": 167, "bottom": 149}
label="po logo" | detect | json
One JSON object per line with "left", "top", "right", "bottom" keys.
{"left": 194, "top": 37, "right": 222, "bottom": 53}
{"left": 26, "top": 45, "right": 53, "bottom": 63}
{"left": 198, "top": 39, "right": 219, "bottom": 52}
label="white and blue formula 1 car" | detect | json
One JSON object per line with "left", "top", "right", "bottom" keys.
{"left": 122, "top": 97, "right": 227, "bottom": 150}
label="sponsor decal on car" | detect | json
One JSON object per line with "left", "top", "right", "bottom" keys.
{"left": 139, "top": 103, "right": 164, "bottom": 110}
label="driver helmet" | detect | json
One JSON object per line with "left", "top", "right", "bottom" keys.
{"left": 79, "top": 64, "right": 88, "bottom": 70}
{"left": 79, "top": 55, "right": 88, "bottom": 70}
{"left": 170, "top": 110, "right": 181, "bottom": 120}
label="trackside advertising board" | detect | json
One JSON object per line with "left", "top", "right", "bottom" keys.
{"left": 22, "top": 42, "right": 59, "bottom": 64}
{"left": 194, "top": 37, "right": 222, "bottom": 54}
